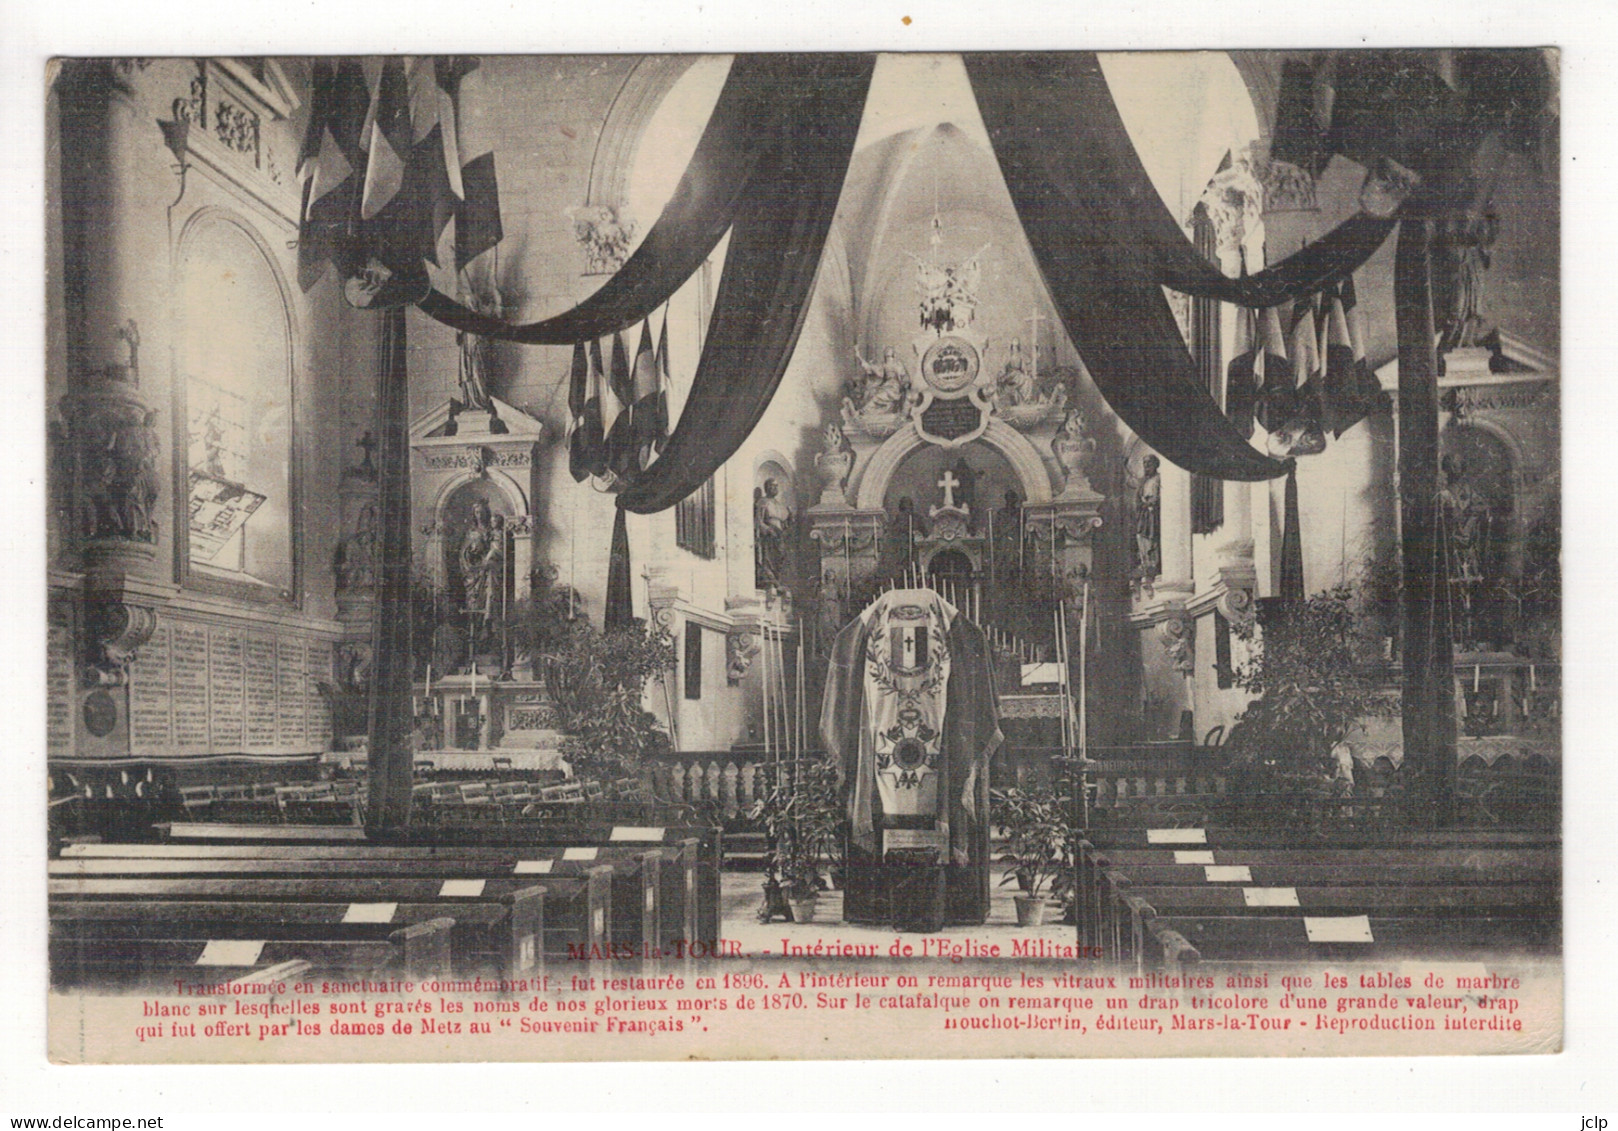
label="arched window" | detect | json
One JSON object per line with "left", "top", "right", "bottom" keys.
{"left": 175, "top": 214, "right": 297, "bottom": 599}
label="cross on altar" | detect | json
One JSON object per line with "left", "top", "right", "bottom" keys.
{"left": 938, "top": 468, "right": 961, "bottom": 509}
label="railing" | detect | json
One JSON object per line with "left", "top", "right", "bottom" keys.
{"left": 641, "top": 752, "right": 776, "bottom": 825}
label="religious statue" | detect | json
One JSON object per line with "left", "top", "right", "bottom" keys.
{"left": 854, "top": 346, "right": 913, "bottom": 416}
{"left": 753, "top": 477, "right": 793, "bottom": 589}
{"left": 992, "top": 489, "right": 1023, "bottom": 572}
{"left": 995, "top": 337, "right": 1036, "bottom": 406}
{"left": 1133, "top": 454, "right": 1162, "bottom": 580}
{"left": 455, "top": 286, "right": 500, "bottom": 412}
{"left": 813, "top": 422, "right": 855, "bottom": 507}
{"left": 115, "top": 408, "right": 161, "bottom": 540}
{"left": 1434, "top": 207, "right": 1499, "bottom": 353}
{"left": 86, "top": 405, "right": 161, "bottom": 542}
{"left": 1050, "top": 408, "right": 1096, "bottom": 489}
{"left": 1440, "top": 454, "right": 1492, "bottom": 584}
{"left": 815, "top": 569, "right": 845, "bottom": 654}
{"left": 878, "top": 497, "right": 926, "bottom": 579}
{"left": 459, "top": 499, "right": 506, "bottom": 619}
{"left": 333, "top": 503, "right": 377, "bottom": 591}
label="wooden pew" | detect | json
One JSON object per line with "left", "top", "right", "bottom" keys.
{"left": 55, "top": 848, "right": 668, "bottom": 970}
{"left": 50, "top": 911, "right": 453, "bottom": 990}
{"left": 155, "top": 820, "right": 720, "bottom": 952}
{"left": 1073, "top": 825, "right": 1560, "bottom": 971}
{"left": 52, "top": 872, "right": 579, "bottom": 977}
{"left": 76, "top": 837, "right": 697, "bottom": 965}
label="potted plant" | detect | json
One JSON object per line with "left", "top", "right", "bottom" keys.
{"left": 1225, "top": 585, "right": 1382, "bottom": 831}
{"left": 537, "top": 615, "right": 675, "bottom": 786}
{"left": 991, "top": 787, "right": 1075, "bottom": 928}
{"left": 751, "top": 759, "right": 841, "bottom": 924}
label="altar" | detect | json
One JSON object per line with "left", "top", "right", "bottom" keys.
{"left": 411, "top": 673, "right": 569, "bottom": 773}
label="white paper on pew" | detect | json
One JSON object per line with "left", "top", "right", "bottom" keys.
{"left": 610, "top": 827, "right": 664, "bottom": 841}
{"left": 563, "top": 847, "right": 599, "bottom": 861}
{"left": 439, "top": 879, "right": 486, "bottom": 897}
{"left": 645, "top": 887, "right": 656, "bottom": 912}
{"left": 514, "top": 860, "right": 553, "bottom": 873}
{"left": 592, "top": 907, "right": 606, "bottom": 936}
{"left": 342, "top": 902, "right": 398, "bottom": 923}
{"left": 1146, "top": 828, "right": 1206, "bottom": 844}
{"left": 1305, "top": 915, "right": 1374, "bottom": 943}
{"left": 196, "top": 939, "right": 265, "bottom": 966}
{"left": 1243, "top": 886, "right": 1300, "bottom": 907}
{"left": 1173, "top": 850, "right": 1216, "bottom": 864}
{"left": 1204, "top": 865, "right": 1252, "bottom": 882}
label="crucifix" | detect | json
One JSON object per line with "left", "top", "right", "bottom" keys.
{"left": 937, "top": 468, "right": 961, "bottom": 510}
{"left": 1024, "top": 309, "right": 1047, "bottom": 385}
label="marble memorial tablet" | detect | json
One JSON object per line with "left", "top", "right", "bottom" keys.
{"left": 129, "top": 624, "right": 173, "bottom": 753}
{"left": 209, "top": 628, "right": 246, "bottom": 751}
{"left": 170, "top": 624, "right": 211, "bottom": 750}
{"left": 243, "top": 635, "right": 278, "bottom": 748}
{"left": 46, "top": 620, "right": 75, "bottom": 758}
{"left": 276, "top": 637, "right": 307, "bottom": 747}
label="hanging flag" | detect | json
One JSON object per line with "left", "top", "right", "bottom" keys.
{"left": 1224, "top": 306, "right": 1260, "bottom": 438}
{"left": 1252, "top": 305, "right": 1297, "bottom": 438}
{"left": 1322, "top": 277, "right": 1387, "bottom": 437}
{"left": 567, "top": 342, "right": 592, "bottom": 483}
{"left": 577, "top": 338, "right": 608, "bottom": 481}
{"left": 296, "top": 59, "right": 371, "bottom": 290}
{"left": 297, "top": 56, "right": 502, "bottom": 301}
{"left": 630, "top": 320, "right": 661, "bottom": 470}
{"left": 1283, "top": 298, "right": 1328, "bottom": 456}
{"left": 604, "top": 332, "right": 638, "bottom": 484}
{"left": 359, "top": 58, "right": 413, "bottom": 223}
{"left": 651, "top": 311, "right": 672, "bottom": 456}
{"left": 444, "top": 56, "right": 504, "bottom": 271}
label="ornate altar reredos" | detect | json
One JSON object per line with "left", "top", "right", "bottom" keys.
{"left": 809, "top": 232, "right": 1105, "bottom": 619}
{"left": 398, "top": 396, "right": 565, "bottom": 769}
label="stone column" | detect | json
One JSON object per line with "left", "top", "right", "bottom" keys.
{"left": 1157, "top": 460, "right": 1195, "bottom": 599}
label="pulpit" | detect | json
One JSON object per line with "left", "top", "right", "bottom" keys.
{"left": 820, "top": 588, "right": 1002, "bottom": 929}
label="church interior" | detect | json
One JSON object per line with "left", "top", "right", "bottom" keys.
{"left": 43, "top": 51, "right": 1561, "bottom": 987}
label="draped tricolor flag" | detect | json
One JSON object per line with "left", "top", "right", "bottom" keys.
{"left": 297, "top": 56, "right": 503, "bottom": 298}
{"left": 1320, "top": 278, "right": 1386, "bottom": 437}
{"left": 604, "top": 332, "right": 637, "bottom": 484}
{"left": 575, "top": 338, "right": 609, "bottom": 482}
{"left": 567, "top": 341, "right": 592, "bottom": 483}
{"left": 630, "top": 319, "right": 662, "bottom": 470}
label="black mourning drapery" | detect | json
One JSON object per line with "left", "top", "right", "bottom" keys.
{"left": 422, "top": 53, "right": 874, "bottom": 527}
{"left": 963, "top": 53, "right": 1398, "bottom": 482}
{"left": 422, "top": 54, "right": 874, "bottom": 628}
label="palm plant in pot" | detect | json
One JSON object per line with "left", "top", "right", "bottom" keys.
{"left": 991, "top": 787, "right": 1075, "bottom": 928}
{"left": 751, "top": 759, "right": 841, "bottom": 924}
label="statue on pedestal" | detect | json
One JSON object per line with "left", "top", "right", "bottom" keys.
{"left": 853, "top": 346, "right": 915, "bottom": 416}
{"left": 1133, "top": 454, "right": 1162, "bottom": 581}
{"left": 753, "top": 477, "right": 793, "bottom": 589}
{"left": 459, "top": 499, "right": 506, "bottom": 620}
